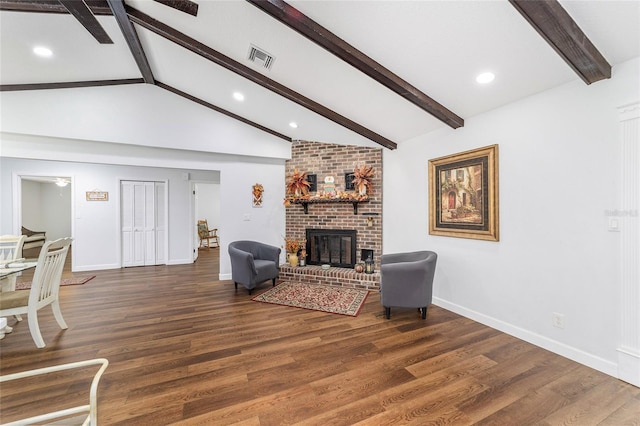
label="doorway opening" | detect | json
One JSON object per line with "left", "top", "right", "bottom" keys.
{"left": 17, "top": 175, "right": 72, "bottom": 262}
{"left": 193, "top": 182, "right": 221, "bottom": 263}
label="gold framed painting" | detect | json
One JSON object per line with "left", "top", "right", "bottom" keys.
{"left": 428, "top": 144, "right": 499, "bottom": 241}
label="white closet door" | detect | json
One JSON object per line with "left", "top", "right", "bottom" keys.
{"left": 122, "top": 181, "right": 146, "bottom": 267}
{"left": 143, "top": 182, "right": 156, "bottom": 266}
{"left": 131, "top": 182, "right": 147, "bottom": 267}
{"left": 155, "top": 182, "right": 166, "bottom": 264}
{"left": 122, "top": 181, "right": 165, "bottom": 267}
{"left": 121, "top": 182, "right": 135, "bottom": 267}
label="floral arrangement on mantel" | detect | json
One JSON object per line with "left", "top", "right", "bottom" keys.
{"left": 284, "top": 237, "right": 300, "bottom": 254}
{"left": 352, "top": 164, "right": 374, "bottom": 196}
{"left": 283, "top": 165, "right": 373, "bottom": 206}
{"left": 285, "top": 168, "right": 311, "bottom": 197}
{"left": 284, "top": 237, "right": 306, "bottom": 254}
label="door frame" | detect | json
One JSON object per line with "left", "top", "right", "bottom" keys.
{"left": 190, "top": 180, "right": 198, "bottom": 262}
{"left": 12, "top": 172, "right": 75, "bottom": 270}
{"left": 191, "top": 180, "right": 221, "bottom": 262}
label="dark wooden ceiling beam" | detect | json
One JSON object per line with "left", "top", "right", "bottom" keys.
{"left": 0, "top": 0, "right": 67, "bottom": 13}
{"left": 0, "top": 78, "right": 144, "bottom": 91}
{"left": 156, "top": 81, "right": 291, "bottom": 142}
{"left": 107, "top": 0, "right": 155, "bottom": 84}
{"left": 153, "top": 0, "right": 198, "bottom": 17}
{"left": 0, "top": 0, "right": 112, "bottom": 16}
{"left": 126, "top": 5, "right": 397, "bottom": 150}
{"left": 509, "top": 0, "right": 611, "bottom": 85}
{"left": 58, "top": 0, "right": 113, "bottom": 44}
{"left": 84, "top": 0, "right": 111, "bottom": 14}
{"left": 246, "top": 0, "right": 464, "bottom": 129}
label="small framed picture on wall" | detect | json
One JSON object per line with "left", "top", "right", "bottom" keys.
{"left": 344, "top": 172, "right": 355, "bottom": 190}
{"left": 307, "top": 174, "right": 317, "bottom": 192}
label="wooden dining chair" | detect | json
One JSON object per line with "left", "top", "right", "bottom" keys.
{"left": 197, "top": 220, "right": 219, "bottom": 249}
{"left": 0, "top": 237, "right": 72, "bottom": 348}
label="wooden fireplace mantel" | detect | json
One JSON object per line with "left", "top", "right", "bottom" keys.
{"left": 290, "top": 198, "right": 368, "bottom": 215}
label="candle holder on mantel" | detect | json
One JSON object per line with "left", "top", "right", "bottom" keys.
{"left": 365, "top": 255, "right": 374, "bottom": 274}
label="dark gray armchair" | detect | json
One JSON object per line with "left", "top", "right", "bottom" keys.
{"left": 380, "top": 251, "right": 437, "bottom": 319}
{"left": 229, "top": 240, "right": 281, "bottom": 294}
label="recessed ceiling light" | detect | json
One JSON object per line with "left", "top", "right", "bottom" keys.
{"left": 33, "top": 46, "right": 53, "bottom": 58}
{"left": 476, "top": 72, "right": 495, "bottom": 84}
{"left": 233, "top": 92, "right": 245, "bottom": 101}
{"left": 289, "top": 122, "right": 298, "bottom": 129}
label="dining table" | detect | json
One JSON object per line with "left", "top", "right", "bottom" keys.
{"left": 1, "top": 261, "right": 37, "bottom": 287}
{"left": 0, "top": 260, "right": 37, "bottom": 338}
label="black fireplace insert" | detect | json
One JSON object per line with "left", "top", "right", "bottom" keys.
{"left": 306, "top": 229, "right": 357, "bottom": 268}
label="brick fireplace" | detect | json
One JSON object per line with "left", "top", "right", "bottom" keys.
{"left": 283, "top": 140, "right": 382, "bottom": 290}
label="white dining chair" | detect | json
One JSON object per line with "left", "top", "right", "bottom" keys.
{"left": 0, "top": 235, "right": 26, "bottom": 292}
{"left": 0, "top": 237, "right": 72, "bottom": 348}
{"left": 0, "top": 234, "right": 27, "bottom": 334}
{"left": 0, "top": 358, "right": 109, "bottom": 426}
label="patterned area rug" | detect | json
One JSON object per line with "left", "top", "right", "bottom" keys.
{"left": 253, "top": 281, "right": 368, "bottom": 317}
{"left": 16, "top": 275, "right": 96, "bottom": 291}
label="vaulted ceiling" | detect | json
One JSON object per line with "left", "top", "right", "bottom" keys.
{"left": 1, "top": 0, "right": 639, "bottom": 150}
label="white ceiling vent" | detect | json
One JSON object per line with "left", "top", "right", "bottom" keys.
{"left": 247, "top": 44, "right": 275, "bottom": 70}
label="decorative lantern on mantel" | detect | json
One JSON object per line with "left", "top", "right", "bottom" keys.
{"left": 365, "top": 255, "right": 374, "bottom": 274}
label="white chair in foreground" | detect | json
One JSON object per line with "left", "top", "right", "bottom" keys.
{"left": 0, "top": 237, "right": 72, "bottom": 348}
{"left": 0, "top": 235, "right": 27, "bottom": 333}
{"left": 0, "top": 235, "right": 26, "bottom": 292}
{"left": 0, "top": 358, "right": 109, "bottom": 426}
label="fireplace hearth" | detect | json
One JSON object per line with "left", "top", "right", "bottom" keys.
{"left": 306, "top": 229, "right": 357, "bottom": 268}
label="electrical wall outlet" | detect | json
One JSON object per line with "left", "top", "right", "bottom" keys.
{"left": 552, "top": 312, "right": 565, "bottom": 329}
{"left": 608, "top": 217, "right": 621, "bottom": 232}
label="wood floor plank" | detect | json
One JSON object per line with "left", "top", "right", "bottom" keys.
{"left": 539, "top": 378, "right": 640, "bottom": 425}
{"left": 598, "top": 396, "right": 640, "bottom": 426}
{"left": 1, "top": 248, "right": 638, "bottom": 425}
{"left": 460, "top": 355, "right": 579, "bottom": 422}
{"left": 473, "top": 387, "right": 572, "bottom": 425}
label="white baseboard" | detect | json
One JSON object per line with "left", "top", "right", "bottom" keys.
{"left": 617, "top": 347, "right": 640, "bottom": 387}
{"left": 167, "top": 258, "right": 193, "bottom": 265}
{"left": 219, "top": 273, "right": 232, "bottom": 281}
{"left": 74, "top": 258, "right": 192, "bottom": 271}
{"left": 73, "top": 263, "right": 119, "bottom": 272}
{"left": 433, "top": 297, "right": 618, "bottom": 379}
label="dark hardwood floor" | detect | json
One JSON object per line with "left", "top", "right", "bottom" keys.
{"left": 1, "top": 248, "right": 639, "bottom": 425}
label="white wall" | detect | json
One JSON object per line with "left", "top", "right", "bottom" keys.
{"left": 384, "top": 57, "right": 640, "bottom": 377}
{"left": 0, "top": 84, "right": 291, "bottom": 160}
{"left": 195, "top": 183, "right": 221, "bottom": 230}
{"left": 40, "top": 182, "right": 72, "bottom": 240}
{"left": 20, "top": 180, "right": 43, "bottom": 232}
{"left": 21, "top": 179, "right": 72, "bottom": 240}
{"left": 1, "top": 135, "right": 287, "bottom": 276}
